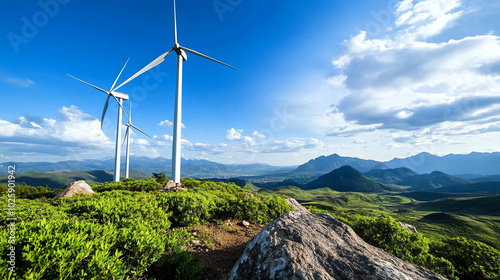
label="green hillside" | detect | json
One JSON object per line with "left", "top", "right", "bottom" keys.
{"left": 411, "top": 195, "right": 500, "bottom": 216}
{"left": 267, "top": 185, "right": 500, "bottom": 251}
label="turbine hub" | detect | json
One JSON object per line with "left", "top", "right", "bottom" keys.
{"left": 174, "top": 47, "right": 187, "bottom": 61}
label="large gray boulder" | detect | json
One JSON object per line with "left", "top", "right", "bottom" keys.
{"left": 226, "top": 211, "right": 446, "bottom": 280}
{"left": 53, "top": 180, "right": 94, "bottom": 199}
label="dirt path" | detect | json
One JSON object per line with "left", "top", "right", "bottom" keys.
{"left": 185, "top": 220, "right": 264, "bottom": 280}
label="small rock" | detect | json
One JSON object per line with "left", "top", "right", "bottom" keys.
{"left": 192, "top": 232, "right": 198, "bottom": 237}
{"left": 191, "top": 240, "right": 200, "bottom": 246}
{"left": 53, "top": 180, "right": 94, "bottom": 199}
{"left": 244, "top": 193, "right": 255, "bottom": 198}
{"left": 241, "top": 221, "right": 250, "bottom": 227}
{"left": 165, "top": 180, "right": 176, "bottom": 189}
{"left": 398, "top": 222, "right": 418, "bottom": 234}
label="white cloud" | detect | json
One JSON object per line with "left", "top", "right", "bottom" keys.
{"left": 243, "top": 136, "right": 255, "bottom": 144}
{"left": 252, "top": 131, "right": 266, "bottom": 139}
{"left": 0, "top": 105, "right": 113, "bottom": 158}
{"left": 327, "top": 0, "right": 500, "bottom": 139}
{"left": 395, "top": 0, "right": 463, "bottom": 41}
{"left": 5, "top": 78, "right": 35, "bottom": 87}
{"left": 154, "top": 134, "right": 173, "bottom": 141}
{"left": 226, "top": 128, "right": 243, "bottom": 141}
{"left": 159, "top": 120, "right": 173, "bottom": 127}
{"left": 159, "top": 120, "right": 186, "bottom": 128}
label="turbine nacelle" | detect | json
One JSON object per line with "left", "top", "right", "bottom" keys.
{"left": 110, "top": 91, "right": 129, "bottom": 100}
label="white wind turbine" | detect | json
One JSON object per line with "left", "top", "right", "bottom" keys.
{"left": 123, "top": 102, "right": 151, "bottom": 178}
{"left": 114, "top": 0, "right": 243, "bottom": 184}
{"left": 68, "top": 59, "right": 132, "bottom": 182}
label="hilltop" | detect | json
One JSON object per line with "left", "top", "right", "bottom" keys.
{"left": 304, "top": 165, "right": 392, "bottom": 192}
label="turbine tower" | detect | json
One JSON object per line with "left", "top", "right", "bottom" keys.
{"left": 68, "top": 59, "right": 131, "bottom": 182}
{"left": 123, "top": 102, "right": 151, "bottom": 178}
{"left": 114, "top": 0, "right": 242, "bottom": 184}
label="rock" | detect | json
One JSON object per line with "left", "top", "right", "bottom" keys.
{"left": 286, "top": 198, "right": 310, "bottom": 213}
{"left": 226, "top": 211, "right": 446, "bottom": 280}
{"left": 241, "top": 221, "right": 250, "bottom": 227}
{"left": 399, "top": 222, "right": 418, "bottom": 234}
{"left": 244, "top": 193, "right": 255, "bottom": 198}
{"left": 53, "top": 180, "right": 94, "bottom": 199}
{"left": 161, "top": 180, "right": 187, "bottom": 192}
{"left": 191, "top": 240, "right": 200, "bottom": 246}
{"left": 165, "top": 180, "right": 176, "bottom": 189}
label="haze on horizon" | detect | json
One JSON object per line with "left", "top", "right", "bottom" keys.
{"left": 1, "top": 0, "right": 500, "bottom": 166}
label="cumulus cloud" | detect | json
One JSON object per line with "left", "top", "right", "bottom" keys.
{"left": 328, "top": 0, "right": 500, "bottom": 138}
{"left": 159, "top": 120, "right": 186, "bottom": 128}
{"left": 0, "top": 105, "right": 113, "bottom": 157}
{"left": 252, "top": 131, "right": 266, "bottom": 139}
{"left": 225, "top": 128, "right": 243, "bottom": 141}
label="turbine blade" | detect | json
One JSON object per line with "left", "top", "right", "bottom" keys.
{"left": 67, "top": 74, "right": 109, "bottom": 94}
{"left": 111, "top": 58, "right": 130, "bottom": 91}
{"left": 180, "top": 47, "right": 244, "bottom": 73}
{"left": 101, "top": 95, "right": 111, "bottom": 129}
{"left": 123, "top": 126, "right": 130, "bottom": 146}
{"left": 130, "top": 124, "right": 151, "bottom": 138}
{"left": 110, "top": 94, "right": 130, "bottom": 121}
{"left": 174, "top": 0, "right": 178, "bottom": 44}
{"left": 113, "top": 49, "right": 173, "bottom": 91}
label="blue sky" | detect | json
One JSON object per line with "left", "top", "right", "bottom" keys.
{"left": 1, "top": 0, "right": 500, "bottom": 166}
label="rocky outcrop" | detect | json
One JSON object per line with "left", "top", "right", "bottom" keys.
{"left": 399, "top": 222, "right": 418, "bottom": 234}
{"left": 226, "top": 211, "right": 446, "bottom": 280}
{"left": 160, "top": 180, "right": 187, "bottom": 192}
{"left": 53, "top": 180, "right": 94, "bottom": 199}
{"left": 286, "top": 198, "right": 310, "bottom": 213}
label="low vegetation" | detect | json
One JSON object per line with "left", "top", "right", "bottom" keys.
{"left": 309, "top": 207, "right": 500, "bottom": 280}
{"left": 1, "top": 178, "right": 499, "bottom": 279}
{"left": 0, "top": 178, "right": 292, "bottom": 279}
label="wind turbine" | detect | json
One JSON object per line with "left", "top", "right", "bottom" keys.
{"left": 68, "top": 59, "right": 131, "bottom": 182}
{"left": 123, "top": 102, "right": 151, "bottom": 178}
{"left": 114, "top": 0, "right": 243, "bottom": 184}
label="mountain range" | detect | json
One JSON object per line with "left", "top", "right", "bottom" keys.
{"left": 0, "top": 156, "right": 294, "bottom": 178}
{"left": 300, "top": 166, "right": 500, "bottom": 194}
{"left": 2, "top": 152, "right": 500, "bottom": 189}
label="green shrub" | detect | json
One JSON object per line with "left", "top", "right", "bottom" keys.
{"left": 0, "top": 183, "right": 58, "bottom": 199}
{"left": 0, "top": 189, "right": 189, "bottom": 279}
{"left": 350, "top": 216, "right": 430, "bottom": 264}
{"left": 158, "top": 191, "right": 217, "bottom": 226}
{"left": 152, "top": 172, "right": 168, "bottom": 186}
{"left": 430, "top": 237, "right": 500, "bottom": 280}
{"left": 91, "top": 178, "right": 162, "bottom": 192}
